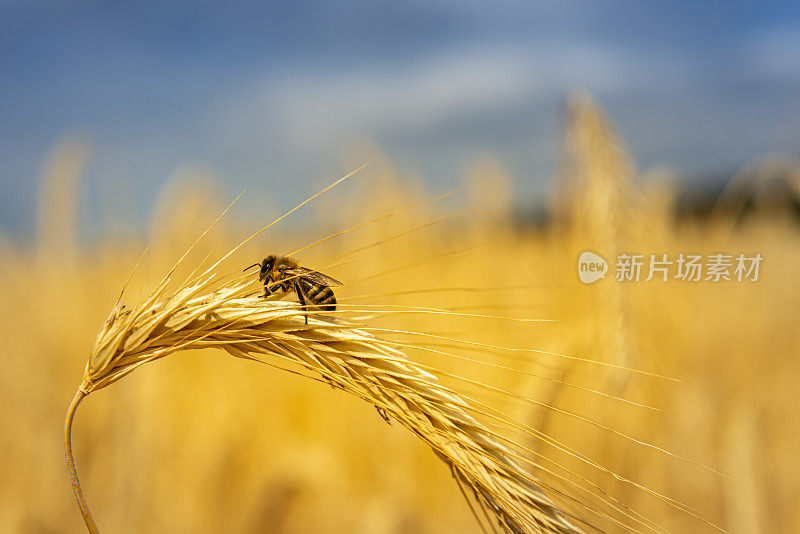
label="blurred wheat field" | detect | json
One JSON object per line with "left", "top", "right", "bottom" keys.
{"left": 1, "top": 99, "right": 799, "bottom": 534}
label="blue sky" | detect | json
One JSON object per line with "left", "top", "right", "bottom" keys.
{"left": 1, "top": 1, "right": 799, "bottom": 237}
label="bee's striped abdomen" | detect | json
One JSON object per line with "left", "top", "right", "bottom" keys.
{"left": 314, "top": 286, "right": 336, "bottom": 312}
{"left": 299, "top": 279, "right": 337, "bottom": 312}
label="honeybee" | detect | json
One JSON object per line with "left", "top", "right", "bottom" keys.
{"left": 244, "top": 255, "right": 341, "bottom": 322}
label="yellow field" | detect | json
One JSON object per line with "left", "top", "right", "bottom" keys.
{"left": 1, "top": 99, "right": 798, "bottom": 533}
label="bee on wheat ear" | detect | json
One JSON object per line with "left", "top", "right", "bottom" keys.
{"left": 244, "top": 254, "right": 342, "bottom": 323}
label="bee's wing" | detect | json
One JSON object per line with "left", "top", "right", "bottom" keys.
{"left": 285, "top": 267, "right": 342, "bottom": 286}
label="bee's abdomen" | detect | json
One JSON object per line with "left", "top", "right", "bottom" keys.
{"left": 308, "top": 285, "right": 337, "bottom": 311}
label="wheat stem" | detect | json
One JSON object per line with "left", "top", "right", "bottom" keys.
{"left": 65, "top": 389, "right": 98, "bottom": 534}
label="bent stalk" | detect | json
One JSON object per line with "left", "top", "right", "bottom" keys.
{"left": 65, "top": 389, "right": 99, "bottom": 534}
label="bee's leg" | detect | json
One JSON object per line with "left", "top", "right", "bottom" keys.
{"left": 261, "top": 277, "right": 274, "bottom": 298}
{"left": 294, "top": 281, "right": 310, "bottom": 324}
{"left": 322, "top": 374, "right": 339, "bottom": 390}
{"left": 375, "top": 406, "right": 392, "bottom": 425}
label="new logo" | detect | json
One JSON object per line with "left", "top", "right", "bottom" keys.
{"left": 578, "top": 251, "right": 608, "bottom": 283}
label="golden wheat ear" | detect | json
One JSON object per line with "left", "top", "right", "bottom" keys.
{"left": 65, "top": 273, "right": 584, "bottom": 534}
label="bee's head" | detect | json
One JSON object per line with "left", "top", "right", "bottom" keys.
{"left": 258, "top": 255, "right": 277, "bottom": 282}
{"left": 244, "top": 255, "right": 277, "bottom": 282}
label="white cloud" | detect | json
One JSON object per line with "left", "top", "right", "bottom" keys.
{"left": 210, "top": 41, "right": 687, "bottom": 154}
{"left": 259, "top": 46, "right": 538, "bottom": 147}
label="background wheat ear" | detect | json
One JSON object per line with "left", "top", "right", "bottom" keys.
{"left": 64, "top": 268, "right": 584, "bottom": 534}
